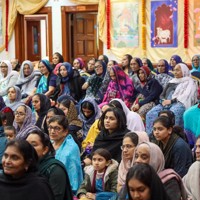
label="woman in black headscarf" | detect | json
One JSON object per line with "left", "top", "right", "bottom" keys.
{"left": 32, "top": 93, "right": 51, "bottom": 131}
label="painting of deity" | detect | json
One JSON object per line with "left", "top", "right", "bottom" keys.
{"left": 112, "top": 1, "right": 139, "bottom": 48}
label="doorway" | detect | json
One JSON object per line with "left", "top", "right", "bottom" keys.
{"left": 61, "top": 5, "right": 103, "bottom": 64}
{"left": 14, "top": 7, "right": 52, "bottom": 63}
{"left": 26, "top": 20, "right": 41, "bottom": 61}
{"left": 24, "top": 15, "right": 48, "bottom": 61}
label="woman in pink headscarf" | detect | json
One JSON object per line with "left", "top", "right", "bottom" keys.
{"left": 102, "top": 65, "right": 134, "bottom": 108}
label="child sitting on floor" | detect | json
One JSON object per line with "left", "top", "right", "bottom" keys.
{"left": 76, "top": 148, "right": 118, "bottom": 200}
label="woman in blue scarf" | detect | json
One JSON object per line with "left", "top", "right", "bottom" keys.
{"left": 48, "top": 115, "right": 83, "bottom": 194}
{"left": 155, "top": 59, "right": 173, "bottom": 88}
{"left": 58, "top": 62, "right": 85, "bottom": 102}
{"left": 78, "top": 97, "right": 101, "bottom": 139}
{"left": 25, "top": 59, "right": 57, "bottom": 104}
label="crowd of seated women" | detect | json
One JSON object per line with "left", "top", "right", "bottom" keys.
{"left": 0, "top": 52, "right": 200, "bottom": 200}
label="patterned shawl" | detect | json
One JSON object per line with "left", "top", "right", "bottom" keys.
{"left": 14, "top": 105, "right": 34, "bottom": 139}
{"left": 103, "top": 66, "right": 134, "bottom": 108}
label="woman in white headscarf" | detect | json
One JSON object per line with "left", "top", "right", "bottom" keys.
{"left": 16, "top": 60, "right": 41, "bottom": 99}
{"left": 146, "top": 63, "right": 198, "bottom": 134}
{"left": 0, "top": 60, "right": 19, "bottom": 99}
{"left": 5, "top": 86, "right": 24, "bottom": 111}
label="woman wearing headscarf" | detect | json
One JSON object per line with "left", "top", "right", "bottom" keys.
{"left": 53, "top": 63, "right": 62, "bottom": 75}
{"left": 182, "top": 138, "right": 200, "bottom": 199}
{"left": 5, "top": 86, "right": 24, "bottom": 111}
{"left": 182, "top": 161, "right": 200, "bottom": 200}
{"left": 132, "top": 142, "right": 187, "bottom": 200}
{"left": 25, "top": 59, "right": 57, "bottom": 103}
{"left": 131, "top": 66, "right": 163, "bottom": 120}
{"left": 73, "top": 57, "right": 90, "bottom": 81}
{"left": 73, "top": 57, "right": 85, "bottom": 71}
{"left": 117, "top": 132, "right": 149, "bottom": 193}
{"left": 13, "top": 105, "right": 35, "bottom": 140}
{"left": 155, "top": 59, "right": 173, "bottom": 88}
{"left": 78, "top": 97, "right": 101, "bottom": 139}
{"left": 58, "top": 62, "right": 85, "bottom": 102}
{"left": 98, "top": 54, "right": 109, "bottom": 65}
{"left": 146, "top": 63, "right": 198, "bottom": 134}
{"left": 0, "top": 60, "right": 19, "bottom": 99}
{"left": 190, "top": 54, "right": 200, "bottom": 79}
{"left": 16, "top": 60, "right": 41, "bottom": 99}
{"left": 83, "top": 107, "right": 130, "bottom": 165}
{"left": 183, "top": 103, "right": 200, "bottom": 148}
{"left": 0, "top": 140, "right": 55, "bottom": 200}
{"left": 32, "top": 93, "right": 51, "bottom": 131}
{"left": 102, "top": 65, "right": 134, "bottom": 108}
{"left": 168, "top": 54, "right": 182, "bottom": 72}
{"left": 110, "top": 98, "right": 145, "bottom": 132}
{"left": 82, "top": 60, "right": 107, "bottom": 103}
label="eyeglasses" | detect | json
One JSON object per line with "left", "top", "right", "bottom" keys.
{"left": 15, "top": 112, "right": 26, "bottom": 116}
{"left": 192, "top": 59, "right": 199, "bottom": 62}
{"left": 48, "top": 126, "right": 62, "bottom": 132}
{"left": 130, "top": 63, "right": 137, "bottom": 66}
{"left": 121, "top": 144, "right": 134, "bottom": 150}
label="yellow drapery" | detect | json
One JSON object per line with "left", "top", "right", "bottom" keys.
{"left": 97, "top": 0, "right": 200, "bottom": 62}
{"left": 0, "top": 0, "right": 48, "bottom": 52}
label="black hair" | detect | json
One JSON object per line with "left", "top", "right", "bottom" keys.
{"left": 48, "top": 115, "right": 69, "bottom": 130}
{"left": 4, "top": 126, "right": 16, "bottom": 135}
{"left": 153, "top": 116, "right": 186, "bottom": 141}
{"left": 158, "top": 110, "right": 175, "bottom": 126}
{"left": 5, "top": 140, "right": 38, "bottom": 173}
{"left": 124, "top": 54, "right": 133, "bottom": 64}
{"left": 123, "top": 132, "right": 139, "bottom": 146}
{"left": 0, "top": 108, "right": 14, "bottom": 126}
{"left": 81, "top": 101, "right": 95, "bottom": 118}
{"left": 92, "top": 148, "right": 112, "bottom": 161}
{"left": 60, "top": 99, "right": 71, "bottom": 109}
{"left": 126, "top": 163, "right": 170, "bottom": 200}
{"left": 47, "top": 107, "right": 65, "bottom": 116}
{"left": 98, "top": 107, "right": 126, "bottom": 132}
{"left": 109, "top": 60, "right": 118, "bottom": 66}
{"left": 27, "top": 129, "right": 55, "bottom": 156}
{"left": 108, "top": 100, "right": 123, "bottom": 111}
{"left": 153, "top": 116, "right": 173, "bottom": 129}
{"left": 53, "top": 52, "right": 64, "bottom": 63}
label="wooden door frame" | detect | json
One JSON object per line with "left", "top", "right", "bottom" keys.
{"left": 61, "top": 5, "right": 103, "bottom": 62}
{"left": 24, "top": 16, "right": 45, "bottom": 60}
{"left": 15, "top": 7, "right": 52, "bottom": 63}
